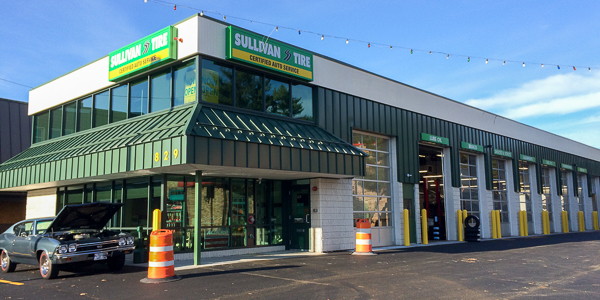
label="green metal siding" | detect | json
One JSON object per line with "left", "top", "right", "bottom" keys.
{"left": 316, "top": 87, "right": 600, "bottom": 192}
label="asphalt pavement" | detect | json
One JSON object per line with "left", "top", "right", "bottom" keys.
{"left": 2, "top": 232, "right": 600, "bottom": 299}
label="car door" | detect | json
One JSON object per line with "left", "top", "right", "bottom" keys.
{"left": 12, "top": 221, "right": 37, "bottom": 264}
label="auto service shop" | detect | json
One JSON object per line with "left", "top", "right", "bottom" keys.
{"left": 1, "top": 14, "right": 600, "bottom": 262}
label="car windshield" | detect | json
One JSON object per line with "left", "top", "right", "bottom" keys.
{"left": 36, "top": 220, "right": 53, "bottom": 234}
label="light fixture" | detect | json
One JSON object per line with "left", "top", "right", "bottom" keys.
{"left": 321, "top": 35, "right": 324, "bottom": 40}
{"left": 446, "top": 54, "right": 449, "bottom": 59}
{"left": 346, "top": 39, "right": 349, "bottom": 44}
{"left": 541, "top": 64, "right": 544, "bottom": 68}
{"left": 200, "top": 11, "right": 203, "bottom": 16}
{"left": 390, "top": 46, "right": 392, "bottom": 49}
{"left": 223, "top": 16, "right": 226, "bottom": 21}
{"left": 429, "top": 51, "right": 432, "bottom": 54}
{"left": 276, "top": 27, "right": 278, "bottom": 32}
{"left": 589, "top": 67, "right": 592, "bottom": 72}
{"left": 523, "top": 62, "right": 525, "bottom": 67}
{"left": 486, "top": 59, "right": 488, "bottom": 64}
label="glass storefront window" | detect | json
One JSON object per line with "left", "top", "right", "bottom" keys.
{"left": 561, "top": 171, "right": 570, "bottom": 213}
{"left": 93, "top": 90, "right": 109, "bottom": 127}
{"left": 34, "top": 111, "right": 49, "bottom": 143}
{"left": 150, "top": 70, "right": 172, "bottom": 113}
{"left": 96, "top": 182, "right": 111, "bottom": 202}
{"left": 352, "top": 132, "right": 392, "bottom": 228}
{"left": 201, "top": 59, "right": 232, "bottom": 106}
{"left": 111, "top": 85, "right": 128, "bottom": 123}
{"left": 78, "top": 97, "right": 92, "bottom": 131}
{"left": 460, "top": 153, "right": 479, "bottom": 218}
{"left": 130, "top": 79, "right": 148, "bottom": 118}
{"left": 49, "top": 107, "right": 62, "bottom": 139}
{"left": 202, "top": 178, "right": 230, "bottom": 227}
{"left": 123, "top": 178, "right": 148, "bottom": 228}
{"left": 113, "top": 181, "right": 123, "bottom": 227}
{"left": 66, "top": 185, "right": 83, "bottom": 205}
{"left": 63, "top": 102, "right": 77, "bottom": 135}
{"left": 519, "top": 162, "right": 532, "bottom": 223}
{"left": 492, "top": 159, "right": 509, "bottom": 222}
{"left": 174, "top": 60, "right": 197, "bottom": 106}
{"left": 292, "top": 83, "right": 313, "bottom": 121}
{"left": 265, "top": 77, "right": 289, "bottom": 116}
{"left": 236, "top": 69, "right": 263, "bottom": 111}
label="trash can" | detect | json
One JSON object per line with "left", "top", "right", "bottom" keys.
{"left": 133, "top": 226, "right": 149, "bottom": 263}
{"left": 464, "top": 215, "right": 480, "bottom": 242}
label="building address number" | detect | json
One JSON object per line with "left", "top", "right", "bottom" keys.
{"left": 154, "top": 149, "right": 179, "bottom": 162}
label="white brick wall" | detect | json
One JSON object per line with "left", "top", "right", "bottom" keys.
{"left": 310, "top": 178, "right": 354, "bottom": 252}
{"left": 566, "top": 173, "right": 579, "bottom": 232}
{"left": 475, "top": 154, "right": 491, "bottom": 239}
{"left": 506, "top": 161, "right": 520, "bottom": 236}
{"left": 26, "top": 188, "right": 57, "bottom": 219}
{"left": 581, "top": 175, "right": 593, "bottom": 230}
{"left": 529, "top": 164, "right": 542, "bottom": 235}
{"left": 548, "top": 168, "right": 561, "bottom": 233}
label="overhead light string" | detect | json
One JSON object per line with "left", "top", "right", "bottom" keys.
{"left": 144, "top": 0, "right": 598, "bottom": 72}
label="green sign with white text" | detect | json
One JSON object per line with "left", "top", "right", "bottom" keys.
{"left": 542, "top": 159, "right": 556, "bottom": 167}
{"left": 421, "top": 133, "right": 449, "bottom": 146}
{"left": 561, "top": 163, "right": 573, "bottom": 170}
{"left": 109, "top": 26, "right": 178, "bottom": 81}
{"left": 577, "top": 167, "right": 587, "bottom": 173}
{"left": 226, "top": 26, "right": 313, "bottom": 81}
{"left": 461, "top": 142, "right": 483, "bottom": 152}
{"left": 493, "top": 149, "right": 512, "bottom": 158}
{"left": 519, "top": 154, "right": 536, "bottom": 163}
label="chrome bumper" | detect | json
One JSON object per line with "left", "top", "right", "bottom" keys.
{"left": 53, "top": 245, "right": 135, "bottom": 264}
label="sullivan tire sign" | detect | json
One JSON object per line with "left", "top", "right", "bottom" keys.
{"left": 226, "top": 26, "right": 313, "bottom": 81}
{"left": 109, "top": 26, "right": 178, "bottom": 81}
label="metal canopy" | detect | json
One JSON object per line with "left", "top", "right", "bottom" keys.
{"left": 189, "top": 105, "right": 366, "bottom": 177}
{"left": 0, "top": 103, "right": 196, "bottom": 189}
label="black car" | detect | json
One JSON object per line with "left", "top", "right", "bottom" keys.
{"left": 0, "top": 202, "right": 135, "bottom": 279}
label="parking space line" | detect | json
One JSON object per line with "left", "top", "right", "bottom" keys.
{"left": 0, "top": 279, "right": 24, "bottom": 286}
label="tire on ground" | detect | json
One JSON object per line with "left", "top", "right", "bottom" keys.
{"left": 107, "top": 254, "right": 126, "bottom": 272}
{"left": 1, "top": 250, "right": 17, "bottom": 273}
{"left": 39, "top": 251, "right": 59, "bottom": 280}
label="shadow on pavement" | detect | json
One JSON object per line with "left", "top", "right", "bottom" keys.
{"left": 381, "top": 231, "right": 600, "bottom": 255}
{"left": 179, "top": 265, "right": 301, "bottom": 279}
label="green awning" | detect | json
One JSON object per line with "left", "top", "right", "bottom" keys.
{"left": 189, "top": 105, "right": 366, "bottom": 176}
{"left": 0, "top": 103, "right": 366, "bottom": 190}
{"left": 0, "top": 103, "right": 196, "bottom": 189}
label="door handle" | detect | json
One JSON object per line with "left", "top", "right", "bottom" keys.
{"left": 305, "top": 214, "right": 310, "bottom": 224}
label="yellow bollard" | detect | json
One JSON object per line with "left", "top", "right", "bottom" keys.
{"left": 518, "top": 211, "right": 524, "bottom": 236}
{"left": 578, "top": 211, "right": 585, "bottom": 232}
{"left": 544, "top": 211, "right": 550, "bottom": 234}
{"left": 562, "top": 211, "right": 569, "bottom": 233}
{"left": 404, "top": 209, "right": 410, "bottom": 246}
{"left": 594, "top": 211, "right": 599, "bottom": 230}
{"left": 421, "top": 209, "right": 428, "bottom": 245}
{"left": 495, "top": 210, "right": 501, "bottom": 238}
{"left": 491, "top": 210, "right": 497, "bottom": 239}
{"left": 462, "top": 209, "right": 468, "bottom": 225}
{"left": 542, "top": 211, "right": 547, "bottom": 235}
{"left": 524, "top": 211, "right": 529, "bottom": 236}
{"left": 457, "top": 210, "right": 464, "bottom": 242}
{"left": 152, "top": 209, "right": 161, "bottom": 231}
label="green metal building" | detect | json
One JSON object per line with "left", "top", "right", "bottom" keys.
{"left": 1, "top": 15, "right": 599, "bottom": 263}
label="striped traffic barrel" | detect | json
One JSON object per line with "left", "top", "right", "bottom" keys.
{"left": 352, "top": 219, "right": 376, "bottom": 255}
{"left": 141, "top": 229, "right": 180, "bottom": 283}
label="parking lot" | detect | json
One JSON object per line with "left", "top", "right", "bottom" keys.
{"left": 2, "top": 232, "right": 600, "bottom": 299}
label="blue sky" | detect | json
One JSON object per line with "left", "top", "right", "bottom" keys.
{"left": 1, "top": 1, "right": 600, "bottom": 149}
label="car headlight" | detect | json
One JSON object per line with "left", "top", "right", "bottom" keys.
{"left": 126, "top": 236, "right": 134, "bottom": 245}
{"left": 68, "top": 243, "right": 77, "bottom": 253}
{"left": 118, "top": 237, "right": 126, "bottom": 246}
{"left": 58, "top": 245, "right": 68, "bottom": 254}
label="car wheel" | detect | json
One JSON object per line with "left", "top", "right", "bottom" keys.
{"left": 39, "top": 252, "right": 59, "bottom": 280}
{"left": 1, "top": 250, "right": 17, "bottom": 273}
{"left": 107, "top": 254, "right": 126, "bottom": 272}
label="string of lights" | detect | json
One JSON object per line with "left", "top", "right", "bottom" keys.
{"left": 0, "top": 78, "right": 33, "bottom": 89}
{"left": 145, "top": 0, "right": 597, "bottom": 72}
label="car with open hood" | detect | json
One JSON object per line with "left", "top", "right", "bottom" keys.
{"left": 0, "top": 202, "right": 135, "bottom": 279}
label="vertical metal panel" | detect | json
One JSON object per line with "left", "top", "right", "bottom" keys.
{"left": 280, "top": 147, "right": 291, "bottom": 170}
{"left": 325, "top": 89, "right": 333, "bottom": 132}
{"left": 317, "top": 87, "right": 326, "bottom": 129}
{"left": 336, "top": 154, "right": 344, "bottom": 175}
{"left": 119, "top": 148, "right": 127, "bottom": 173}
{"left": 8, "top": 102, "right": 22, "bottom": 159}
{"left": 91, "top": 153, "right": 98, "bottom": 176}
{"left": 162, "top": 139, "right": 172, "bottom": 167}
{"left": 235, "top": 141, "right": 247, "bottom": 167}
{"left": 152, "top": 141, "right": 162, "bottom": 169}
{"left": 209, "top": 139, "right": 222, "bottom": 166}
{"left": 111, "top": 149, "right": 119, "bottom": 174}
{"left": 247, "top": 143, "right": 258, "bottom": 168}
{"left": 340, "top": 94, "right": 348, "bottom": 142}
{"left": 360, "top": 99, "right": 368, "bottom": 131}
{"left": 172, "top": 136, "right": 182, "bottom": 165}
{"left": 291, "top": 148, "right": 301, "bottom": 171}
{"left": 301, "top": 149, "right": 310, "bottom": 172}
{"left": 270, "top": 145, "right": 281, "bottom": 170}
{"left": 135, "top": 144, "right": 144, "bottom": 170}
{"left": 332, "top": 91, "right": 340, "bottom": 137}
{"left": 310, "top": 150, "right": 319, "bottom": 172}
{"left": 346, "top": 95, "right": 354, "bottom": 141}
{"left": 328, "top": 152, "right": 337, "bottom": 174}
{"left": 354, "top": 97, "right": 361, "bottom": 129}
{"left": 97, "top": 151, "right": 105, "bottom": 176}
{"left": 66, "top": 158, "right": 73, "bottom": 180}
{"left": 195, "top": 137, "right": 208, "bottom": 165}
{"left": 259, "top": 144, "right": 270, "bottom": 169}
{"left": 221, "top": 140, "right": 234, "bottom": 167}
{"left": 0, "top": 100, "right": 10, "bottom": 163}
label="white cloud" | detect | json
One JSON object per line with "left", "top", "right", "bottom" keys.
{"left": 464, "top": 72, "right": 600, "bottom": 116}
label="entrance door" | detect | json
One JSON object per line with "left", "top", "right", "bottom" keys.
{"left": 288, "top": 180, "right": 311, "bottom": 250}
{"left": 419, "top": 145, "right": 447, "bottom": 241}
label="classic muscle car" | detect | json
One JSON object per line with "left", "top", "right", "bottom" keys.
{"left": 0, "top": 202, "right": 135, "bottom": 279}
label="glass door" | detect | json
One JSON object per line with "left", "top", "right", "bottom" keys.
{"left": 288, "top": 180, "right": 311, "bottom": 250}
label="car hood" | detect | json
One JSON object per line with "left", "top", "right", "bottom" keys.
{"left": 47, "top": 202, "right": 123, "bottom": 232}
